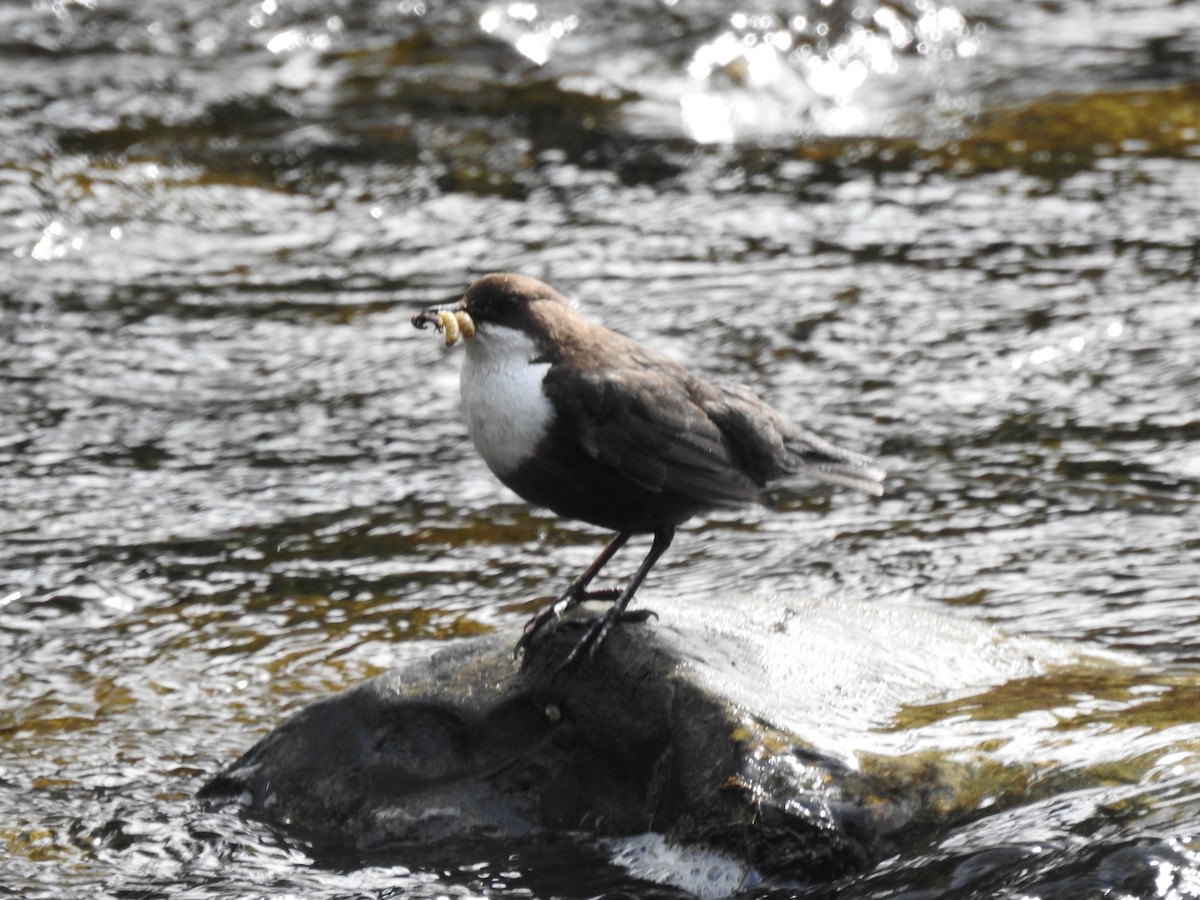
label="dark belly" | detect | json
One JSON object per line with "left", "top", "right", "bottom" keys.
{"left": 497, "top": 441, "right": 715, "bottom": 533}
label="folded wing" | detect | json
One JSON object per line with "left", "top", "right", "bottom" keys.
{"left": 543, "top": 341, "right": 884, "bottom": 509}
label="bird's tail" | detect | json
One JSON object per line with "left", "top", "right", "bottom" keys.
{"left": 803, "top": 459, "right": 887, "bottom": 495}
{"left": 785, "top": 429, "right": 887, "bottom": 496}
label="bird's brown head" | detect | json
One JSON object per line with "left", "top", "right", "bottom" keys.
{"left": 412, "top": 273, "right": 572, "bottom": 348}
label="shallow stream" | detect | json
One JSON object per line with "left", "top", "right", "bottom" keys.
{"left": 2, "top": 0, "right": 1199, "bottom": 896}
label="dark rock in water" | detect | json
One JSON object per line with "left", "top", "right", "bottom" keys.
{"left": 199, "top": 593, "right": 1059, "bottom": 883}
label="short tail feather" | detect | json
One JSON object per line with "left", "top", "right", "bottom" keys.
{"left": 803, "top": 460, "right": 886, "bottom": 496}
{"left": 785, "top": 430, "right": 887, "bottom": 496}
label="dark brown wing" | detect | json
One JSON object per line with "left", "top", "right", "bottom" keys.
{"left": 542, "top": 345, "right": 766, "bottom": 509}
{"left": 709, "top": 385, "right": 887, "bottom": 495}
{"left": 543, "top": 332, "right": 886, "bottom": 503}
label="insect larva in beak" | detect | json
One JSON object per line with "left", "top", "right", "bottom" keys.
{"left": 437, "top": 309, "right": 460, "bottom": 346}
{"left": 455, "top": 310, "right": 475, "bottom": 340}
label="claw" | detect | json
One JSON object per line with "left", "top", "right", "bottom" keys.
{"left": 512, "top": 529, "right": 670, "bottom": 670}
{"left": 554, "top": 605, "right": 656, "bottom": 672}
{"left": 513, "top": 585, "right": 624, "bottom": 660}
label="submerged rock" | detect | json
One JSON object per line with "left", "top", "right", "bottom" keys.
{"left": 199, "top": 593, "right": 1063, "bottom": 881}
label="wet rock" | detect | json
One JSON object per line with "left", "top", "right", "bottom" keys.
{"left": 200, "top": 593, "right": 1056, "bottom": 881}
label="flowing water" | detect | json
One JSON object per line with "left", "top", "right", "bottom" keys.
{"left": 2, "top": 0, "right": 1199, "bottom": 897}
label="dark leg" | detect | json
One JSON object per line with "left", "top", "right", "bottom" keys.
{"left": 559, "top": 526, "right": 675, "bottom": 670}
{"left": 515, "top": 531, "right": 631, "bottom": 657}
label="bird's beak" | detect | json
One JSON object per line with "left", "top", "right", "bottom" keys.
{"left": 411, "top": 304, "right": 476, "bottom": 347}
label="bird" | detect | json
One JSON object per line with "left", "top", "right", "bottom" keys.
{"left": 413, "top": 273, "right": 885, "bottom": 667}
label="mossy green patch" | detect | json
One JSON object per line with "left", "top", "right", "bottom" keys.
{"left": 796, "top": 83, "right": 1200, "bottom": 180}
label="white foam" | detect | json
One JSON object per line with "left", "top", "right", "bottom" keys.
{"left": 602, "top": 833, "right": 760, "bottom": 899}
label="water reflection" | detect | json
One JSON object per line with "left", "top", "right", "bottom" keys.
{"left": 479, "top": 3, "right": 579, "bottom": 66}
{"left": 678, "top": 1, "right": 982, "bottom": 141}
{"left": 2, "top": 0, "right": 1200, "bottom": 896}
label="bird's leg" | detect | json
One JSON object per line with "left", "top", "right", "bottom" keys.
{"left": 559, "top": 526, "right": 674, "bottom": 670}
{"left": 516, "top": 531, "right": 631, "bottom": 656}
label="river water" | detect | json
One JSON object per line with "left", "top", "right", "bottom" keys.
{"left": 2, "top": 0, "right": 1199, "bottom": 897}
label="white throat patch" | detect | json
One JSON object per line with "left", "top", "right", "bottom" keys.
{"left": 459, "top": 324, "right": 553, "bottom": 476}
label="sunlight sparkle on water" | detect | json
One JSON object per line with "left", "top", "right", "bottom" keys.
{"left": 479, "top": 3, "right": 576, "bottom": 66}
{"left": 681, "top": 93, "right": 735, "bottom": 143}
{"left": 29, "top": 220, "right": 84, "bottom": 262}
{"left": 680, "top": 1, "right": 975, "bottom": 140}
{"left": 1010, "top": 319, "right": 1126, "bottom": 371}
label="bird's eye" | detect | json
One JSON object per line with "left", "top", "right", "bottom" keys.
{"left": 478, "top": 292, "right": 520, "bottom": 318}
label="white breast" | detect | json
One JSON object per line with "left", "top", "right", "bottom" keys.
{"left": 459, "top": 324, "right": 553, "bottom": 476}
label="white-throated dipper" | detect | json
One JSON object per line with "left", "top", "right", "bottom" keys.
{"left": 413, "top": 273, "right": 885, "bottom": 666}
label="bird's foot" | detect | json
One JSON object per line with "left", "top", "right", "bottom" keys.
{"left": 513, "top": 586, "right": 622, "bottom": 659}
{"left": 555, "top": 606, "right": 657, "bottom": 672}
